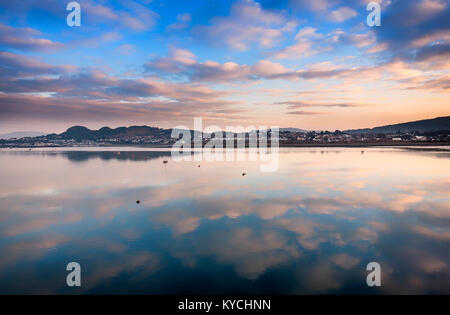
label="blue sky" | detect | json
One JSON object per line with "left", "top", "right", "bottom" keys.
{"left": 0, "top": 0, "right": 448, "bottom": 133}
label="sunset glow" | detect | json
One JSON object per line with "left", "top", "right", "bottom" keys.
{"left": 0, "top": 0, "right": 448, "bottom": 133}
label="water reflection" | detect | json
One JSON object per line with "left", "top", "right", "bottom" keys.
{"left": 0, "top": 147, "right": 448, "bottom": 294}
{"left": 5, "top": 150, "right": 173, "bottom": 162}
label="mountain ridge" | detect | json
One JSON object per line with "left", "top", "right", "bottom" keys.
{"left": 344, "top": 116, "right": 450, "bottom": 134}
{"left": 2, "top": 116, "right": 449, "bottom": 141}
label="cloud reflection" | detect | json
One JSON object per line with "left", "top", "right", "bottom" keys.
{"left": 0, "top": 147, "right": 449, "bottom": 293}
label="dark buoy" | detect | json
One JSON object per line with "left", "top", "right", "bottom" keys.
{"left": 242, "top": 173, "right": 247, "bottom": 176}
{"left": 198, "top": 165, "right": 201, "bottom": 168}
{"left": 136, "top": 200, "right": 140, "bottom": 204}
{"left": 163, "top": 160, "right": 168, "bottom": 164}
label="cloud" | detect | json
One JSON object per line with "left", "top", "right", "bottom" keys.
{"left": 0, "top": 0, "right": 447, "bottom": 129}
{"left": 327, "top": 7, "right": 358, "bottom": 22}
{"left": 71, "top": 32, "right": 123, "bottom": 48}
{"left": 272, "top": 27, "right": 323, "bottom": 59}
{"left": 0, "top": 51, "right": 76, "bottom": 78}
{"left": 115, "top": 44, "right": 136, "bottom": 55}
{"left": 375, "top": 0, "right": 449, "bottom": 51}
{"left": 289, "top": 0, "right": 335, "bottom": 12}
{"left": 145, "top": 46, "right": 384, "bottom": 84}
{"left": 0, "top": 0, "right": 159, "bottom": 32}
{"left": 192, "top": 0, "right": 295, "bottom": 51}
{"left": 271, "top": 27, "right": 377, "bottom": 59}
{"left": 144, "top": 47, "right": 196, "bottom": 73}
{"left": 327, "top": 29, "right": 375, "bottom": 48}
{"left": 145, "top": 47, "right": 291, "bottom": 82}
{"left": 275, "top": 100, "right": 362, "bottom": 108}
{"left": 0, "top": 91, "right": 241, "bottom": 125}
{"left": 406, "top": 75, "right": 450, "bottom": 92}
{"left": 414, "top": 42, "right": 450, "bottom": 64}
{"left": 166, "top": 13, "right": 192, "bottom": 32}
{"left": 288, "top": 110, "right": 323, "bottom": 115}
{"left": 66, "top": 0, "right": 159, "bottom": 32}
{"left": 0, "top": 53, "right": 242, "bottom": 124}
{"left": 0, "top": 23, "right": 63, "bottom": 52}
{"left": 331, "top": 254, "right": 360, "bottom": 269}
{"left": 144, "top": 46, "right": 445, "bottom": 93}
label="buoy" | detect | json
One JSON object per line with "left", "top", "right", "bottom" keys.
{"left": 242, "top": 173, "right": 246, "bottom": 176}
{"left": 163, "top": 160, "right": 168, "bottom": 164}
{"left": 198, "top": 165, "right": 201, "bottom": 168}
{"left": 136, "top": 200, "right": 140, "bottom": 204}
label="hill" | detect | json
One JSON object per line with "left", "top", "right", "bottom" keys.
{"left": 56, "top": 125, "right": 172, "bottom": 141}
{"left": 345, "top": 116, "right": 450, "bottom": 134}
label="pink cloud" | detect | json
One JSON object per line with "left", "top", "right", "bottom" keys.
{"left": 0, "top": 23, "right": 63, "bottom": 51}
{"left": 327, "top": 7, "right": 358, "bottom": 22}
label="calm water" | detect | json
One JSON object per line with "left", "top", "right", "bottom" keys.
{"left": 0, "top": 147, "right": 449, "bottom": 294}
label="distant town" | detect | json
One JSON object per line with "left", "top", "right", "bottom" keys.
{"left": 278, "top": 129, "right": 450, "bottom": 146}
{"left": 1, "top": 116, "right": 449, "bottom": 148}
{"left": 1, "top": 130, "right": 449, "bottom": 148}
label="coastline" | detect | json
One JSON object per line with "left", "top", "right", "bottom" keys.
{"left": 1, "top": 142, "right": 450, "bottom": 150}
{"left": 278, "top": 142, "right": 450, "bottom": 148}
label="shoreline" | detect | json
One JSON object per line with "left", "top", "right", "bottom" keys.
{"left": 278, "top": 142, "right": 450, "bottom": 148}
{"left": 1, "top": 142, "right": 450, "bottom": 150}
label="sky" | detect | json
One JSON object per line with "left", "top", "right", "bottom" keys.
{"left": 0, "top": 0, "right": 449, "bottom": 133}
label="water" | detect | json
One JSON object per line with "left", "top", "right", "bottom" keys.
{"left": 0, "top": 147, "right": 449, "bottom": 294}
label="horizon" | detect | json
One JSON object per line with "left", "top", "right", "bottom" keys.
{"left": 2, "top": 115, "right": 449, "bottom": 136}
{"left": 0, "top": 1, "right": 449, "bottom": 133}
